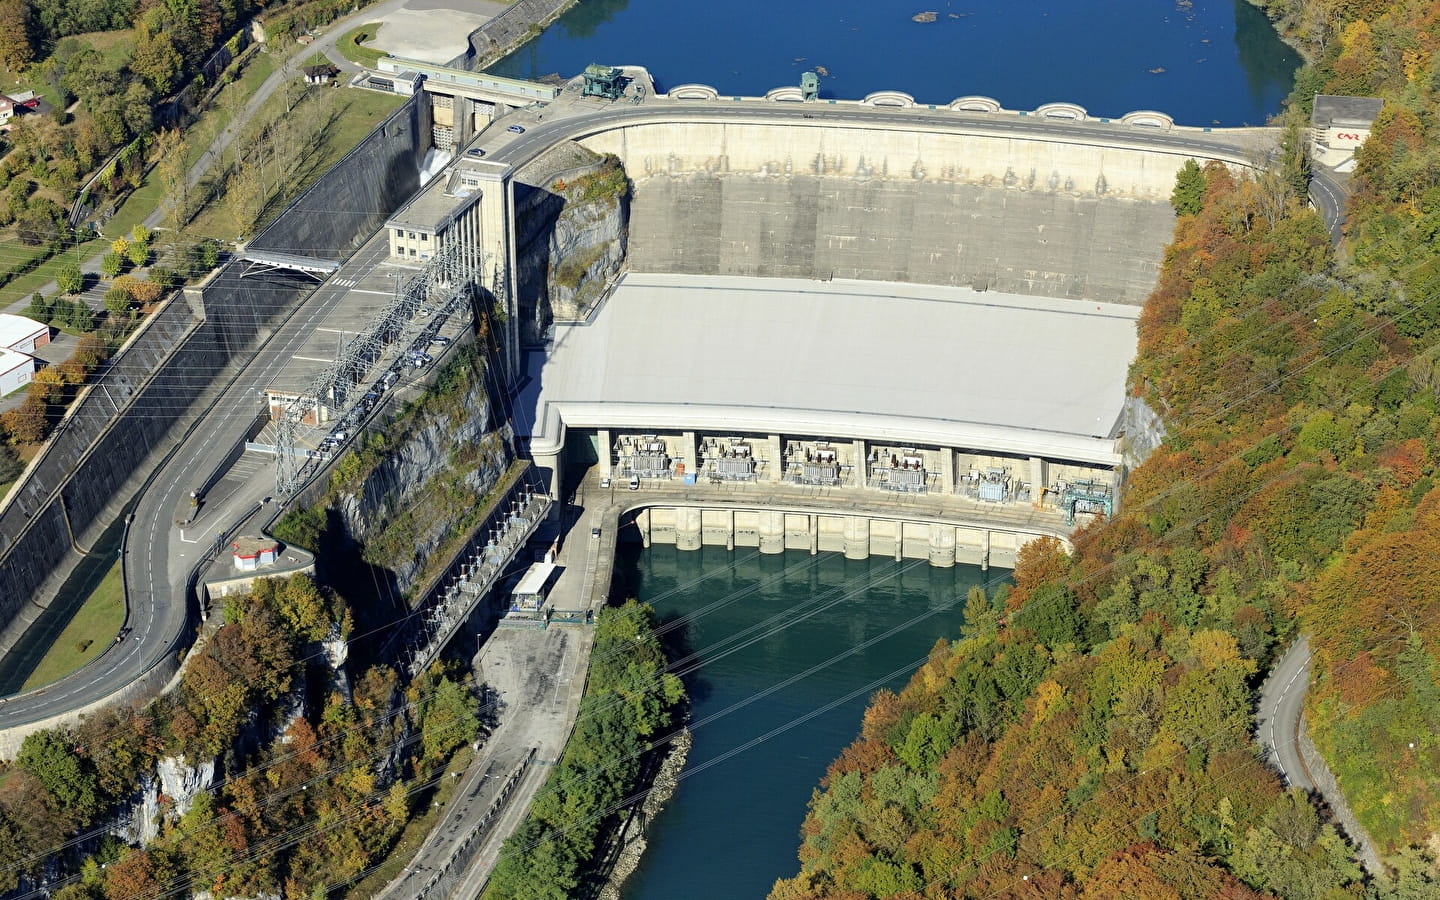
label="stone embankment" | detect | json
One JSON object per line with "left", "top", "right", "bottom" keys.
{"left": 597, "top": 727, "right": 693, "bottom": 900}
{"left": 463, "top": 0, "right": 580, "bottom": 70}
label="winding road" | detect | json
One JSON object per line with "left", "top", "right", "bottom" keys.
{"left": 1255, "top": 635, "right": 1315, "bottom": 791}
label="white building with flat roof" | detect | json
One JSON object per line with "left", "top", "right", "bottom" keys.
{"left": 0, "top": 314, "right": 48, "bottom": 354}
{"left": 0, "top": 348, "right": 35, "bottom": 396}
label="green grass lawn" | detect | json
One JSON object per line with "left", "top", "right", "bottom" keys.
{"left": 0, "top": 239, "right": 104, "bottom": 311}
{"left": 187, "top": 87, "right": 404, "bottom": 240}
{"left": 337, "top": 23, "right": 389, "bottom": 68}
{"left": 21, "top": 559, "right": 126, "bottom": 691}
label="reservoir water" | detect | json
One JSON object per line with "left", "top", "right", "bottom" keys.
{"left": 490, "top": 0, "right": 1301, "bottom": 126}
{"left": 611, "top": 545, "right": 998, "bottom": 899}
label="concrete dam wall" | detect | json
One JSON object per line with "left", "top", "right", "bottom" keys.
{"left": 0, "top": 96, "right": 433, "bottom": 654}
{"left": 580, "top": 121, "right": 1187, "bottom": 304}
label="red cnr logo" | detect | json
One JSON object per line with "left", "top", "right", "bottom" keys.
{"left": 1335, "top": 132, "right": 1362, "bottom": 141}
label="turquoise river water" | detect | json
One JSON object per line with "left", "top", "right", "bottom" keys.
{"left": 491, "top": 0, "right": 1301, "bottom": 126}
{"left": 611, "top": 545, "right": 998, "bottom": 899}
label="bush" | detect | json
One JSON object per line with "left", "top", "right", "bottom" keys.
{"left": 26, "top": 292, "right": 53, "bottom": 321}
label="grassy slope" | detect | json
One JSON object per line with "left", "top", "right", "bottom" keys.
{"left": 21, "top": 559, "right": 125, "bottom": 690}
{"left": 336, "top": 23, "right": 389, "bottom": 68}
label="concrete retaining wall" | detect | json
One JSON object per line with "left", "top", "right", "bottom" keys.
{"left": 249, "top": 95, "right": 430, "bottom": 260}
{"left": 580, "top": 120, "right": 1223, "bottom": 200}
{"left": 625, "top": 174, "right": 1171, "bottom": 303}
{"left": 462, "top": 0, "right": 579, "bottom": 70}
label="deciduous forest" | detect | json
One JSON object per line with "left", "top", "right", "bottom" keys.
{"left": 772, "top": 0, "right": 1440, "bottom": 897}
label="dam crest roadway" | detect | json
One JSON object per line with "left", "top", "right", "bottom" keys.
{"left": 0, "top": 64, "right": 1287, "bottom": 751}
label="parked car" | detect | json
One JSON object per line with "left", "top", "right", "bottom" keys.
{"left": 628, "top": 475, "right": 640, "bottom": 490}
{"left": 430, "top": 336, "right": 451, "bottom": 346}
{"left": 468, "top": 148, "right": 486, "bottom": 157}
{"left": 507, "top": 124, "right": 526, "bottom": 134}
{"left": 599, "top": 476, "right": 611, "bottom": 488}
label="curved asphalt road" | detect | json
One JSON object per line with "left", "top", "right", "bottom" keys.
{"left": 1256, "top": 635, "right": 1315, "bottom": 791}
{"left": 0, "top": 92, "right": 1290, "bottom": 730}
{"left": 1310, "top": 168, "right": 1349, "bottom": 246}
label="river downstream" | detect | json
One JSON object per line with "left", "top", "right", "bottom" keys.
{"left": 609, "top": 545, "right": 993, "bottom": 899}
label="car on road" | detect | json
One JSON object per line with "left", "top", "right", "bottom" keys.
{"left": 507, "top": 124, "right": 526, "bottom": 134}
{"left": 599, "top": 476, "right": 610, "bottom": 488}
{"left": 591, "top": 527, "right": 601, "bottom": 540}
{"left": 467, "top": 148, "right": 486, "bottom": 157}
{"left": 627, "top": 475, "right": 640, "bottom": 490}
{"left": 429, "top": 335, "right": 451, "bottom": 346}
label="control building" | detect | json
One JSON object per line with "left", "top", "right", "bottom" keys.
{"left": 1311, "top": 94, "right": 1384, "bottom": 161}
{"left": 385, "top": 157, "right": 508, "bottom": 271}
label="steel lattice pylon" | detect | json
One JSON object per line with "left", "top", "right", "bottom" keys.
{"left": 275, "top": 242, "right": 490, "bottom": 497}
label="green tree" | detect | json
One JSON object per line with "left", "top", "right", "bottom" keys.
{"left": 1171, "top": 158, "right": 1206, "bottom": 216}
{"left": 125, "top": 238, "right": 148, "bottom": 267}
{"left": 103, "top": 285, "right": 130, "bottom": 317}
{"left": 1011, "top": 582, "right": 1082, "bottom": 649}
{"left": 56, "top": 262, "right": 83, "bottom": 295}
{"left": 26, "top": 292, "right": 53, "bottom": 322}
{"left": 420, "top": 676, "right": 480, "bottom": 763}
{"left": 99, "top": 252, "right": 122, "bottom": 279}
{"left": 16, "top": 729, "right": 102, "bottom": 823}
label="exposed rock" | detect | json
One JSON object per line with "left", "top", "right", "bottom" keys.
{"left": 1121, "top": 394, "right": 1166, "bottom": 470}
{"left": 513, "top": 142, "right": 630, "bottom": 343}
{"left": 322, "top": 622, "right": 352, "bottom": 702}
{"left": 332, "top": 377, "right": 511, "bottom": 596}
{"left": 912, "top": 11, "right": 938, "bottom": 22}
{"left": 118, "top": 755, "right": 217, "bottom": 845}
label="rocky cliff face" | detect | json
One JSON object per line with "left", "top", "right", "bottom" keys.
{"left": 513, "top": 143, "right": 630, "bottom": 344}
{"left": 330, "top": 358, "right": 512, "bottom": 598}
{"left": 118, "top": 755, "right": 217, "bottom": 845}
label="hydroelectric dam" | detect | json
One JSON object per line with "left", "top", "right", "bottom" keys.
{"left": 0, "top": 60, "right": 1282, "bottom": 745}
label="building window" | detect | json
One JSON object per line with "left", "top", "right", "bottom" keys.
{"left": 419, "top": 233, "right": 428, "bottom": 242}
{"left": 409, "top": 248, "right": 417, "bottom": 257}
{"left": 395, "top": 228, "right": 404, "bottom": 238}
{"left": 408, "top": 231, "right": 416, "bottom": 239}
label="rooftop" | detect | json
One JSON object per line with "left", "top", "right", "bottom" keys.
{"left": 514, "top": 561, "right": 556, "bottom": 596}
{"left": 0, "top": 313, "right": 46, "bottom": 348}
{"left": 232, "top": 535, "right": 279, "bottom": 558}
{"left": 385, "top": 159, "right": 507, "bottom": 233}
{"left": 0, "top": 347, "right": 32, "bottom": 374}
{"left": 518, "top": 274, "right": 1139, "bottom": 466}
{"left": 1312, "top": 94, "right": 1384, "bottom": 128}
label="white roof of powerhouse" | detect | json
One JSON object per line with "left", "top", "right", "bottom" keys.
{"left": 518, "top": 273, "right": 1139, "bottom": 466}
